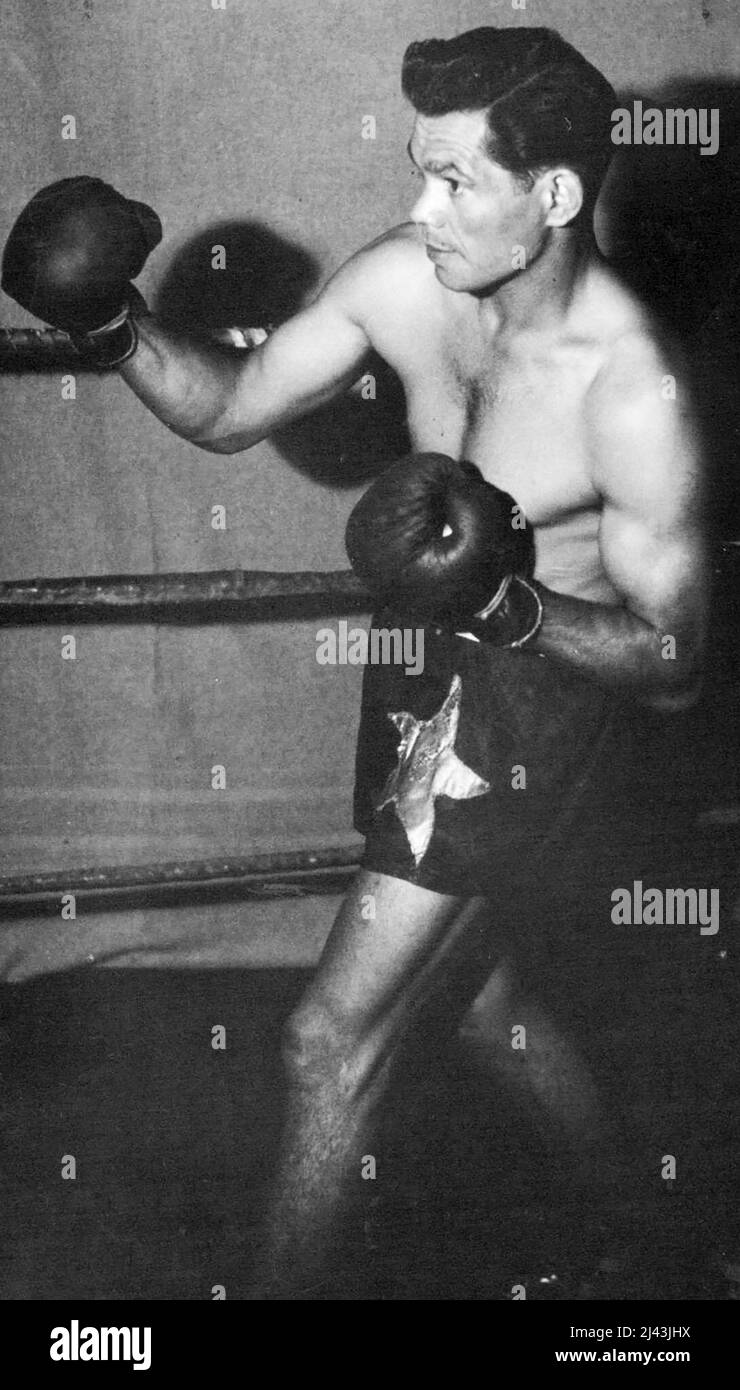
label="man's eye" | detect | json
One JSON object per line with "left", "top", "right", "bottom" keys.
{"left": 446, "top": 179, "right": 461, "bottom": 194}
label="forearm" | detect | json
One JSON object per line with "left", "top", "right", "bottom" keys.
{"left": 119, "top": 311, "right": 253, "bottom": 451}
{"left": 532, "top": 584, "right": 703, "bottom": 711}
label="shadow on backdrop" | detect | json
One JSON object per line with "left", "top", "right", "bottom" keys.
{"left": 604, "top": 80, "right": 740, "bottom": 538}
{"left": 154, "top": 220, "right": 409, "bottom": 487}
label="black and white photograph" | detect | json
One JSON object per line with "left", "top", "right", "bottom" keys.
{"left": 0, "top": 0, "right": 738, "bottom": 1343}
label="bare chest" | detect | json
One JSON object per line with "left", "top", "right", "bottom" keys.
{"left": 401, "top": 340, "right": 600, "bottom": 528}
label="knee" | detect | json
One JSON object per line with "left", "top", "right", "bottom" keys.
{"left": 280, "top": 1001, "right": 358, "bottom": 1091}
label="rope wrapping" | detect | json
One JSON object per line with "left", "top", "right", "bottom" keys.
{"left": 0, "top": 568, "right": 370, "bottom": 618}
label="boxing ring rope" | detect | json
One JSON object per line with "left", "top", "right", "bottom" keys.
{"left": 0, "top": 546, "right": 734, "bottom": 619}
{"left": 0, "top": 846, "right": 361, "bottom": 911}
{"left": 0, "top": 567, "right": 369, "bottom": 617}
{"left": 0, "top": 325, "right": 129, "bottom": 371}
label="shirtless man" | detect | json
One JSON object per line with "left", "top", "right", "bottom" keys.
{"left": 2, "top": 26, "right": 710, "bottom": 1298}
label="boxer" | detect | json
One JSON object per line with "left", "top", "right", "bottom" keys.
{"left": 3, "top": 27, "right": 711, "bottom": 1297}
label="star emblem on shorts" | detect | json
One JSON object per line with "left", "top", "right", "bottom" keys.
{"left": 375, "top": 673, "right": 490, "bottom": 866}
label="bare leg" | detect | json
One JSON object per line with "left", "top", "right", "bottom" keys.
{"left": 459, "top": 958, "right": 633, "bottom": 1196}
{"left": 254, "top": 870, "right": 487, "bottom": 1298}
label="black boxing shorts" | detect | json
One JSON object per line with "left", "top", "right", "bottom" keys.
{"left": 353, "top": 611, "right": 644, "bottom": 900}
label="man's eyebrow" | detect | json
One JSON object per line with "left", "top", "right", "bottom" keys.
{"left": 406, "top": 141, "right": 473, "bottom": 177}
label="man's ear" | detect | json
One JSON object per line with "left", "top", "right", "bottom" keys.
{"left": 541, "top": 168, "right": 584, "bottom": 227}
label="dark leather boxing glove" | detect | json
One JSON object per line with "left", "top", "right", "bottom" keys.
{"left": 345, "top": 452, "right": 543, "bottom": 648}
{"left": 2, "top": 176, "right": 161, "bottom": 366}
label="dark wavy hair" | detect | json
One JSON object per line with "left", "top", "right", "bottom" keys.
{"left": 402, "top": 27, "right": 616, "bottom": 217}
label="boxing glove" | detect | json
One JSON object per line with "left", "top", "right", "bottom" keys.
{"left": 345, "top": 452, "right": 543, "bottom": 648}
{"left": 2, "top": 176, "right": 161, "bottom": 366}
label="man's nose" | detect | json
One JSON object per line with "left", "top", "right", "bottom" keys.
{"left": 409, "top": 182, "right": 445, "bottom": 228}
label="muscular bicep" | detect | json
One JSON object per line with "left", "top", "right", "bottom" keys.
{"left": 206, "top": 260, "right": 374, "bottom": 451}
{"left": 599, "top": 500, "right": 707, "bottom": 644}
{"left": 591, "top": 343, "right": 711, "bottom": 670}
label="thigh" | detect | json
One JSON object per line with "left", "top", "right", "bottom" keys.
{"left": 302, "top": 869, "right": 477, "bottom": 1035}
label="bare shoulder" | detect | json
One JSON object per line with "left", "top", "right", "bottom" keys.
{"left": 583, "top": 267, "right": 705, "bottom": 519}
{"left": 583, "top": 263, "right": 690, "bottom": 392}
{"left": 318, "top": 222, "right": 430, "bottom": 332}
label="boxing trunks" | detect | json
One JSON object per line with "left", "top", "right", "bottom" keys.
{"left": 354, "top": 611, "right": 644, "bottom": 900}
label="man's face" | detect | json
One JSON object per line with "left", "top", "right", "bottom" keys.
{"left": 407, "top": 109, "right": 549, "bottom": 294}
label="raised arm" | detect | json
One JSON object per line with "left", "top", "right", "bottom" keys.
{"left": 534, "top": 337, "right": 712, "bottom": 712}
{"left": 122, "top": 251, "right": 375, "bottom": 453}
{"left": 1, "top": 175, "right": 379, "bottom": 456}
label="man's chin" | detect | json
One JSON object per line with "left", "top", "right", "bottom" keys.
{"left": 432, "top": 260, "right": 468, "bottom": 291}
{"left": 432, "top": 257, "right": 506, "bottom": 295}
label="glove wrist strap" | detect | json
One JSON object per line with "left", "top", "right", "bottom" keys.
{"left": 503, "top": 575, "right": 543, "bottom": 649}
{"left": 69, "top": 292, "right": 144, "bottom": 368}
{"left": 473, "top": 572, "right": 513, "bottom": 623}
{"left": 456, "top": 574, "right": 543, "bottom": 649}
